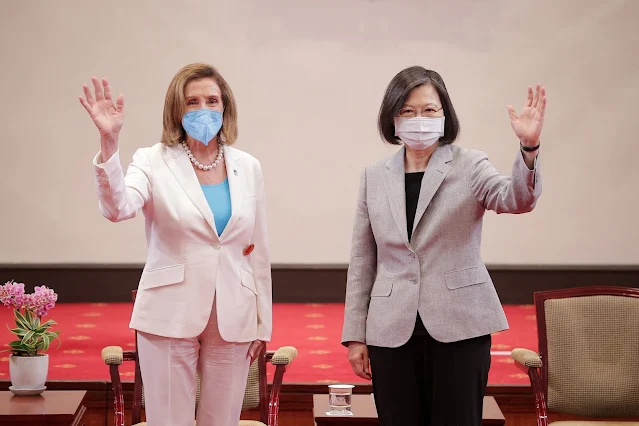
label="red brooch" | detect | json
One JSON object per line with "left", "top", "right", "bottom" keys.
{"left": 243, "top": 244, "right": 255, "bottom": 256}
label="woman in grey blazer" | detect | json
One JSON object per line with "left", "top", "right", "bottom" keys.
{"left": 341, "top": 66, "right": 545, "bottom": 426}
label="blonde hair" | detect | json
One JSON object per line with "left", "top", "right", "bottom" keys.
{"left": 161, "top": 63, "right": 238, "bottom": 146}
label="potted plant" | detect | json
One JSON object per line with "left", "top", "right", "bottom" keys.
{"left": 0, "top": 280, "right": 61, "bottom": 395}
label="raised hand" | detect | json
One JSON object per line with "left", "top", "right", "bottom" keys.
{"left": 79, "top": 77, "right": 124, "bottom": 160}
{"left": 507, "top": 83, "right": 547, "bottom": 147}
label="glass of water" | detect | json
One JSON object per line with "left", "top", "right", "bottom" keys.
{"left": 328, "top": 384, "right": 354, "bottom": 415}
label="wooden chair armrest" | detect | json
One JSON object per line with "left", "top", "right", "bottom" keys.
{"left": 511, "top": 348, "right": 548, "bottom": 426}
{"left": 262, "top": 346, "right": 298, "bottom": 426}
{"left": 103, "top": 346, "right": 133, "bottom": 426}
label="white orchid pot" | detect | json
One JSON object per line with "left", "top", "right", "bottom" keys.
{"left": 9, "top": 354, "right": 49, "bottom": 389}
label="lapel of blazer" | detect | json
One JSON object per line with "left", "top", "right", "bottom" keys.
{"left": 220, "top": 146, "right": 244, "bottom": 240}
{"left": 162, "top": 144, "right": 220, "bottom": 240}
{"left": 411, "top": 144, "right": 453, "bottom": 238}
{"left": 384, "top": 147, "right": 411, "bottom": 250}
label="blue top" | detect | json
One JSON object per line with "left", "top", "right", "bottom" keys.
{"left": 201, "top": 179, "right": 232, "bottom": 236}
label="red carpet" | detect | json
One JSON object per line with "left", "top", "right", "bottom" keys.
{"left": 0, "top": 303, "right": 537, "bottom": 385}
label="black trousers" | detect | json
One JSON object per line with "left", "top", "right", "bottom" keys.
{"left": 367, "top": 332, "right": 491, "bottom": 426}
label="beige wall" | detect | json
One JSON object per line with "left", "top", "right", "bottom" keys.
{"left": 0, "top": 0, "right": 637, "bottom": 265}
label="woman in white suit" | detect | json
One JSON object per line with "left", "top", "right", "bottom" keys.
{"left": 79, "top": 63, "right": 272, "bottom": 426}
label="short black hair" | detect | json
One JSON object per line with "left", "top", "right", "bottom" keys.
{"left": 378, "top": 66, "right": 460, "bottom": 145}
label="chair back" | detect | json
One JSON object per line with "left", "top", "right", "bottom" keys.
{"left": 535, "top": 286, "right": 639, "bottom": 417}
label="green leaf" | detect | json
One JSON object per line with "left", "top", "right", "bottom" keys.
{"left": 45, "top": 331, "right": 60, "bottom": 342}
{"left": 8, "top": 340, "right": 34, "bottom": 356}
{"left": 14, "top": 313, "right": 30, "bottom": 331}
{"left": 21, "top": 330, "right": 35, "bottom": 345}
{"left": 8, "top": 325, "right": 27, "bottom": 337}
{"left": 24, "top": 319, "right": 59, "bottom": 338}
{"left": 16, "top": 310, "right": 31, "bottom": 328}
{"left": 14, "top": 309, "right": 28, "bottom": 324}
{"left": 14, "top": 318, "right": 27, "bottom": 331}
{"left": 40, "top": 319, "right": 57, "bottom": 328}
{"left": 36, "top": 337, "right": 48, "bottom": 353}
{"left": 45, "top": 331, "right": 62, "bottom": 348}
{"left": 23, "top": 339, "right": 37, "bottom": 349}
{"left": 9, "top": 340, "right": 25, "bottom": 349}
{"left": 41, "top": 334, "right": 50, "bottom": 351}
{"left": 26, "top": 310, "right": 40, "bottom": 329}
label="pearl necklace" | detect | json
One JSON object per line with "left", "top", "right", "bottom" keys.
{"left": 181, "top": 141, "right": 224, "bottom": 171}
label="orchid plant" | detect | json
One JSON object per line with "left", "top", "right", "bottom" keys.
{"left": 0, "top": 281, "right": 61, "bottom": 357}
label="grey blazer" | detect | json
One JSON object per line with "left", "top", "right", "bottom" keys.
{"left": 341, "top": 144, "right": 541, "bottom": 348}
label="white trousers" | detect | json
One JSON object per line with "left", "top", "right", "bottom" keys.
{"left": 137, "top": 300, "right": 252, "bottom": 426}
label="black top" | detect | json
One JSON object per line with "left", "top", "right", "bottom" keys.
{"left": 405, "top": 172, "right": 428, "bottom": 336}
{"left": 405, "top": 172, "right": 424, "bottom": 239}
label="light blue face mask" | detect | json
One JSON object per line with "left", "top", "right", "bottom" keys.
{"left": 181, "top": 109, "right": 223, "bottom": 146}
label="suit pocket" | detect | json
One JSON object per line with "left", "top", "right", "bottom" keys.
{"left": 240, "top": 268, "right": 257, "bottom": 295}
{"left": 140, "top": 264, "right": 185, "bottom": 289}
{"left": 445, "top": 266, "right": 490, "bottom": 290}
{"left": 370, "top": 280, "right": 393, "bottom": 297}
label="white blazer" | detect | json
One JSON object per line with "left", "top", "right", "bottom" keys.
{"left": 92, "top": 142, "right": 272, "bottom": 342}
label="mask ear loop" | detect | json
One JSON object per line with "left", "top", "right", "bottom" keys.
{"left": 217, "top": 108, "right": 226, "bottom": 145}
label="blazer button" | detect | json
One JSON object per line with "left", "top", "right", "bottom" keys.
{"left": 410, "top": 252, "right": 416, "bottom": 258}
{"left": 410, "top": 277, "right": 418, "bottom": 284}
{"left": 212, "top": 243, "right": 220, "bottom": 250}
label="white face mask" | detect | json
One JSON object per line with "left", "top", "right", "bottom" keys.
{"left": 394, "top": 116, "right": 445, "bottom": 150}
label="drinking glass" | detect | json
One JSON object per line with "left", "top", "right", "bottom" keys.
{"left": 327, "top": 384, "right": 354, "bottom": 415}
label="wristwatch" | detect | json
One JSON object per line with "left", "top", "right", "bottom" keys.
{"left": 520, "top": 141, "right": 540, "bottom": 152}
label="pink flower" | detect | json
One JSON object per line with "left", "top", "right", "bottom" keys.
{"left": 30, "top": 285, "right": 58, "bottom": 316}
{"left": 0, "top": 281, "right": 58, "bottom": 315}
{"left": 0, "top": 281, "right": 26, "bottom": 310}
